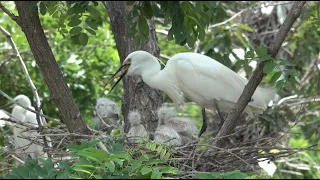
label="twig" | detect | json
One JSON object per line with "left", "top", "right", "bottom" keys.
{"left": 213, "top": 1, "right": 306, "bottom": 148}
{"left": 10, "top": 154, "right": 25, "bottom": 164}
{"left": 209, "top": 2, "right": 294, "bottom": 29}
{"left": 0, "top": 2, "right": 17, "bottom": 21}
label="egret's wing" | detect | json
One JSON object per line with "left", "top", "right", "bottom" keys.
{"left": 174, "top": 53, "right": 248, "bottom": 104}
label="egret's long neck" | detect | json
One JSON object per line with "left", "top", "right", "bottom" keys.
{"left": 140, "top": 63, "right": 162, "bottom": 89}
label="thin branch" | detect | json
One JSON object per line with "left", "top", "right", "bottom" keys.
{"left": 209, "top": 1, "right": 294, "bottom": 29}
{"left": 213, "top": 1, "right": 306, "bottom": 148}
{"left": 0, "top": 2, "right": 17, "bottom": 21}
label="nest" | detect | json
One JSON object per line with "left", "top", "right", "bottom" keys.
{"left": 0, "top": 113, "right": 319, "bottom": 179}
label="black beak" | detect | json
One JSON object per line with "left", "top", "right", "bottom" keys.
{"left": 105, "top": 64, "right": 130, "bottom": 93}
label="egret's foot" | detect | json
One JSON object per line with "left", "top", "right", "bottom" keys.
{"left": 198, "top": 108, "right": 207, "bottom": 138}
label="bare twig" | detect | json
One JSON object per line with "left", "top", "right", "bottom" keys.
{"left": 213, "top": 1, "right": 306, "bottom": 148}
{"left": 0, "top": 2, "right": 17, "bottom": 21}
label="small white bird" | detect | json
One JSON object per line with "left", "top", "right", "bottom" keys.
{"left": 0, "top": 110, "right": 10, "bottom": 127}
{"left": 94, "top": 97, "right": 120, "bottom": 134}
{"left": 126, "top": 111, "right": 148, "bottom": 143}
{"left": 153, "top": 125, "right": 182, "bottom": 147}
{"left": 157, "top": 107, "right": 198, "bottom": 145}
{"left": 11, "top": 95, "right": 47, "bottom": 162}
{"left": 106, "top": 51, "right": 275, "bottom": 137}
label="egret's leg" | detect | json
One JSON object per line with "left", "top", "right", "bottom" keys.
{"left": 198, "top": 108, "right": 207, "bottom": 138}
{"left": 213, "top": 100, "right": 224, "bottom": 129}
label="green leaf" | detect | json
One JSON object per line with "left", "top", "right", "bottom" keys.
{"left": 245, "top": 50, "right": 255, "bottom": 59}
{"left": 105, "top": 161, "right": 115, "bottom": 173}
{"left": 270, "top": 71, "right": 282, "bottom": 84}
{"left": 278, "top": 59, "right": 296, "bottom": 66}
{"left": 68, "top": 19, "right": 82, "bottom": 27}
{"left": 142, "top": 2, "right": 153, "bottom": 19}
{"left": 79, "top": 32, "right": 89, "bottom": 46}
{"left": 260, "top": 55, "right": 272, "bottom": 62}
{"left": 88, "top": 139, "right": 100, "bottom": 147}
{"left": 138, "top": 16, "right": 149, "bottom": 39}
{"left": 151, "top": 171, "right": 162, "bottom": 179}
{"left": 157, "top": 145, "right": 163, "bottom": 154}
{"left": 85, "top": 28, "right": 96, "bottom": 35}
{"left": 223, "top": 171, "right": 249, "bottom": 179}
{"left": 141, "top": 166, "right": 152, "bottom": 175}
{"left": 56, "top": 171, "right": 69, "bottom": 179}
{"left": 195, "top": 172, "right": 221, "bottom": 179}
{"left": 263, "top": 62, "right": 277, "bottom": 73}
{"left": 255, "top": 46, "right": 268, "bottom": 57}
{"left": 159, "top": 167, "right": 179, "bottom": 174}
{"left": 94, "top": 175, "right": 103, "bottom": 179}
{"left": 276, "top": 79, "right": 286, "bottom": 89}
{"left": 39, "top": 2, "right": 47, "bottom": 15}
{"left": 160, "top": 148, "right": 167, "bottom": 159}
{"left": 238, "top": 24, "right": 254, "bottom": 32}
{"left": 284, "top": 69, "right": 299, "bottom": 76}
{"left": 86, "top": 20, "right": 98, "bottom": 30}
{"left": 234, "top": 32, "right": 248, "bottom": 48}
{"left": 87, "top": 6, "right": 101, "bottom": 17}
{"left": 69, "top": 27, "right": 82, "bottom": 35}
{"left": 113, "top": 159, "right": 124, "bottom": 167}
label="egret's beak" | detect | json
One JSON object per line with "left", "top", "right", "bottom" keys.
{"left": 105, "top": 63, "right": 131, "bottom": 93}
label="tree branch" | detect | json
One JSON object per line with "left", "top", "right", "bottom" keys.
{"left": 13, "top": 1, "right": 90, "bottom": 135}
{"left": 0, "top": 2, "right": 18, "bottom": 21}
{"left": 213, "top": 1, "right": 306, "bottom": 148}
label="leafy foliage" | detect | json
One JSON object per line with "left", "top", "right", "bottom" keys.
{"left": 5, "top": 139, "right": 179, "bottom": 179}
{"left": 36, "top": 1, "right": 103, "bottom": 46}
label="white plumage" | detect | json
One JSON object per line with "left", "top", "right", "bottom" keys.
{"left": 11, "top": 95, "right": 47, "bottom": 162}
{"left": 94, "top": 97, "right": 120, "bottom": 134}
{"left": 0, "top": 110, "right": 10, "bottom": 127}
{"left": 107, "top": 51, "right": 275, "bottom": 136}
{"left": 127, "top": 111, "right": 148, "bottom": 143}
{"left": 153, "top": 125, "right": 182, "bottom": 147}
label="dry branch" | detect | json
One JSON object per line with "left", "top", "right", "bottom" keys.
{"left": 213, "top": 1, "right": 306, "bottom": 148}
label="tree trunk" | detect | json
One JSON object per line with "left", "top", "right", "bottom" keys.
{"left": 14, "top": 1, "right": 90, "bottom": 135}
{"left": 103, "top": 1, "right": 163, "bottom": 133}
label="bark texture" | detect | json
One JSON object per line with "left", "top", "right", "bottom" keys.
{"left": 214, "top": 1, "right": 306, "bottom": 148}
{"left": 104, "top": 1, "right": 163, "bottom": 133}
{"left": 14, "top": 1, "right": 90, "bottom": 135}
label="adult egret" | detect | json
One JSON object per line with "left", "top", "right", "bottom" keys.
{"left": 11, "top": 95, "right": 47, "bottom": 162}
{"left": 106, "top": 51, "right": 275, "bottom": 137}
{"left": 94, "top": 97, "right": 120, "bottom": 134}
{"left": 157, "top": 106, "right": 198, "bottom": 145}
{"left": 127, "top": 111, "right": 148, "bottom": 143}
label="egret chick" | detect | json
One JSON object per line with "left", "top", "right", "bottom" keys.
{"left": 157, "top": 107, "right": 198, "bottom": 145}
{"left": 94, "top": 97, "right": 120, "bottom": 134}
{"left": 106, "top": 51, "right": 275, "bottom": 137}
{"left": 0, "top": 110, "right": 10, "bottom": 127}
{"left": 127, "top": 111, "right": 148, "bottom": 143}
{"left": 153, "top": 125, "right": 182, "bottom": 147}
{"left": 11, "top": 95, "right": 47, "bottom": 162}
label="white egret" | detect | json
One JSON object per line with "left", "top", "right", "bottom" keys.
{"left": 94, "top": 97, "right": 120, "bottom": 134}
{"left": 106, "top": 51, "right": 275, "bottom": 137}
{"left": 127, "top": 111, "right": 148, "bottom": 143}
{"left": 0, "top": 110, "right": 10, "bottom": 127}
{"left": 11, "top": 95, "right": 47, "bottom": 162}
{"left": 157, "top": 107, "right": 198, "bottom": 145}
